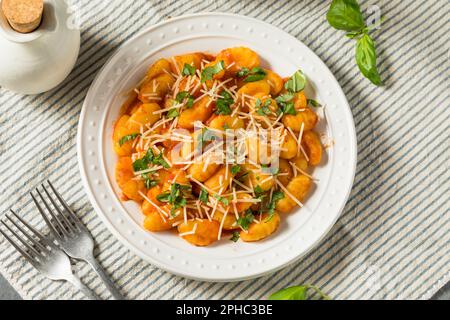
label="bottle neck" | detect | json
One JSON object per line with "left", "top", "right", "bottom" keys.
{"left": 0, "top": 2, "right": 44, "bottom": 43}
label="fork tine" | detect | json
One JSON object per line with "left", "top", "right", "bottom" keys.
{"left": 31, "top": 192, "right": 62, "bottom": 240}
{"left": 47, "top": 180, "right": 84, "bottom": 228}
{"left": 0, "top": 220, "right": 42, "bottom": 258}
{"left": 0, "top": 227, "right": 37, "bottom": 267}
{"left": 9, "top": 210, "right": 55, "bottom": 248}
{"left": 41, "top": 183, "right": 76, "bottom": 232}
{"left": 35, "top": 188, "right": 70, "bottom": 237}
{"left": 4, "top": 214, "right": 47, "bottom": 252}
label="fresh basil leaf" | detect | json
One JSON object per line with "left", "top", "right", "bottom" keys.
{"left": 356, "top": 33, "right": 382, "bottom": 85}
{"left": 236, "top": 68, "right": 250, "bottom": 78}
{"left": 156, "top": 192, "right": 171, "bottom": 203}
{"left": 201, "top": 60, "right": 225, "bottom": 82}
{"left": 182, "top": 63, "right": 195, "bottom": 76}
{"left": 167, "top": 108, "right": 179, "bottom": 119}
{"left": 199, "top": 188, "right": 209, "bottom": 204}
{"left": 280, "top": 101, "right": 296, "bottom": 115}
{"left": 152, "top": 152, "right": 170, "bottom": 169}
{"left": 132, "top": 159, "right": 147, "bottom": 172}
{"left": 285, "top": 70, "right": 307, "bottom": 93}
{"left": 269, "top": 285, "right": 331, "bottom": 300}
{"left": 254, "top": 185, "right": 264, "bottom": 195}
{"left": 231, "top": 165, "right": 241, "bottom": 175}
{"left": 214, "top": 195, "right": 229, "bottom": 206}
{"left": 276, "top": 93, "right": 294, "bottom": 103}
{"left": 230, "top": 231, "right": 240, "bottom": 242}
{"left": 326, "top": 0, "right": 366, "bottom": 32}
{"left": 119, "top": 133, "right": 141, "bottom": 146}
{"left": 237, "top": 67, "right": 267, "bottom": 83}
{"left": 237, "top": 210, "right": 254, "bottom": 230}
{"left": 307, "top": 99, "right": 321, "bottom": 107}
{"left": 269, "top": 286, "right": 308, "bottom": 300}
{"left": 161, "top": 183, "right": 190, "bottom": 212}
{"left": 144, "top": 179, "right": 159, "bottom": 189}
{"left": 265, "top": 191, "right": 284, "bottom": 222}
{"left": 256, "top": 99, "right": 272, "bottom": 116}
{"left": 176, "top": 91, "right": 194, "bottom": 108}
{"left": 215, "top": 90, "right": 234, "bottom": 115}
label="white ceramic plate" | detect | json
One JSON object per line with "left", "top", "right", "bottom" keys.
{"left": 77, "top": 13, "right": 357, "bottom": 282}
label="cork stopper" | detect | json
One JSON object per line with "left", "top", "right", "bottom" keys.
{"left": 1, "top": 0, "right": 43, "bottom": 33}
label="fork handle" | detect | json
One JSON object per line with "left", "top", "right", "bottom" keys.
{"left": 85, "top": 255, "right": 125, "bottom": 300}
{"left": 67, "top": 274, "right": 100, "bottom": 300}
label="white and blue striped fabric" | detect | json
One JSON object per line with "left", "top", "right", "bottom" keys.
{"left": 0, "top": 0, "right": 448, "bottom": 300}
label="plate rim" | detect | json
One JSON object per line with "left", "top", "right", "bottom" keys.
{"left": 77, "top": 12, "right": 357, "bottom": 282}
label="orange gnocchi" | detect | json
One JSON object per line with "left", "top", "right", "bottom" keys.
{"left": 113, "top": 47, "right": 325, "bottom": 246}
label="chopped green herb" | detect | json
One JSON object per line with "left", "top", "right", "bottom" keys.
{"left": 141, "top": 173, "right": 159, "bottom": 189}
{"left": 132, "top": 149, "right": 170, "bottom": 172}
{"left": 201, "top": 60, "right": 225, "bottom": 82}
{"left": 182, "top": 63, "right": 195, "bottom": 76}
{"left": 215, "top": 90, "right": 234, "bottom": 115}
{"left": 307, "top": 99, "right": 321, "bottom": 107}
{"left": 144, "top": 179, "right": 159, "bottom": 189}
{"left": 119, "top": 133, "right": 141, "bottom": 146}
{"left": 230, "top": 232, "right": 240, "bottom": 242}
{"left": 237, "top": 210, "right": 255, "bottom": 231}
{"left": 276, "top": 94, "right": 297, "bottom": 115}
{"left": 132, "top": 159, "right": 148, "bottom": 172}
{"left": 276, "top": 93, "right": 294, "bottom": 103}
{"left": 237, "top": 67, "right": 267, "bottom": 82}
{"left": 244, "top": 67, "right": 267, "bottom": 82}
{"left": 199, "top": 188, "right": 209, "bottom": 204}
{"left": 176, "top": 91, "right": 194, "bottom": 108}
{"left": 254, "top": 185, "right": 264, "bottom": 195}
{"left": 157, "top": 183, "right": 191, "bottom": 215}
{"left": 265, "top": 191, "right": 285, "bottom": 221}
{"left": 223, "top": 123, "right": 230, "bottom": 130}
{"left": 156, "top": 192, "right": 171, "bottom": 203}
{"left": 167, "top": 108, "right": 179, "bottom": 119}
{"left": 236, "top": 67, "right": 249, "bottom": 78}
{"left": 285, "top": 70, "right": 307, "bottom": 93}
{"left": 231, "top": 165, "right": 241, "bottom": 175}
{"left": 214, "top": 195, "right": 229, "bottom": 206}
{"left": 256, "top": 98, "right": 272, "bottom": 116}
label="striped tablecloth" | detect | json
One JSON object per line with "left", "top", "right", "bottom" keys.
{"left": 0, "top": 0, "right": 448, "bottom": 300}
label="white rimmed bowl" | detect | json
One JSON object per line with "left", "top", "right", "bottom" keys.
{"left": 77, "top": 13, "right": 357, "bottom": 282}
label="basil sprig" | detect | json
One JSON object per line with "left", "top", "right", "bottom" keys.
{"left": 269, "top": 284, "right": 331, "bottom": 300}
{"left": 327, "top": 0, "right": 382, "bottom": 86}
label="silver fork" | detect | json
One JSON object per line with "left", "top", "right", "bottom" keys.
{"left": 31, "top": 181, "right": 124, "bottom": 300}
{"left": 0, "top": 210, "right": 99, "bottom": 300}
